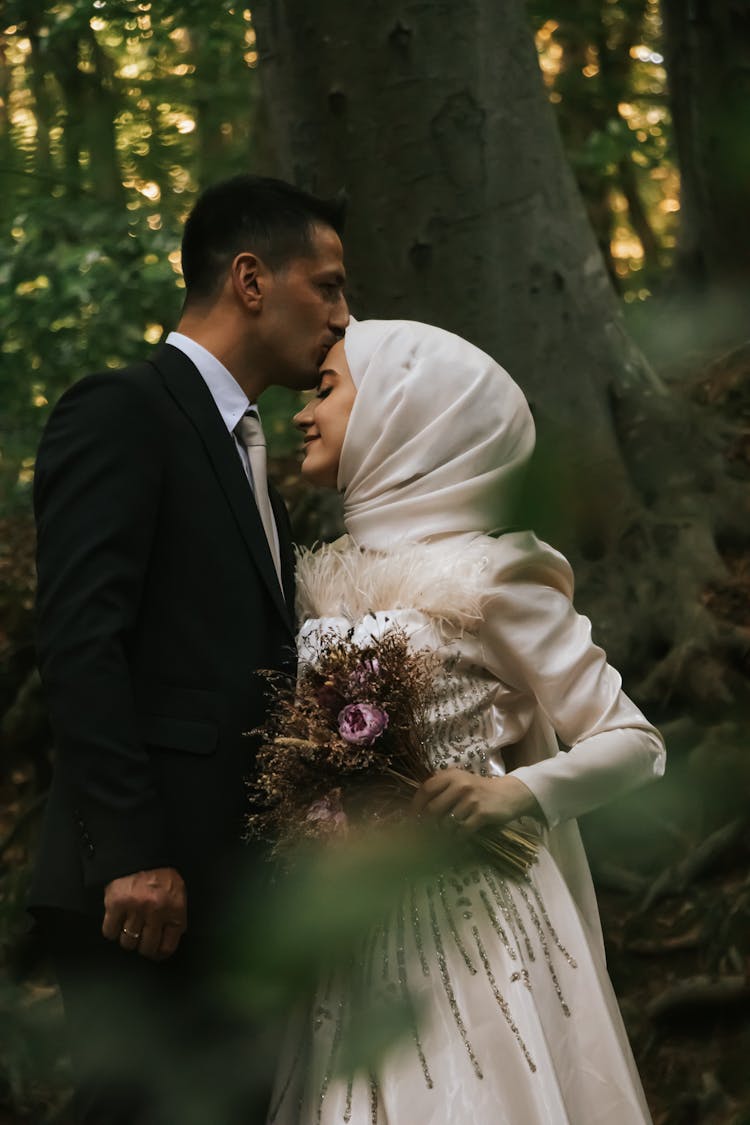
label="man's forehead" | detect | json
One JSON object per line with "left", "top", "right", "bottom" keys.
{"left": 308, "top": 223, "right": 345, "bottom": 265}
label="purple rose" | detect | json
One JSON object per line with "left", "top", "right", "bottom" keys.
{"left": 338, "top": 702, "right": 389, "bottom": 746}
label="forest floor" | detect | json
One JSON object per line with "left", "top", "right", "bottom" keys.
{"left": 584, "top": 757, "right": 750, "bottom": 1125}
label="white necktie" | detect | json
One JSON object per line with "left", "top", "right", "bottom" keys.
{"left": 235, "top": 411, "right": 283, "bottom": 588}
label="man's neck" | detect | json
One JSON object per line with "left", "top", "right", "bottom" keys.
{"left": 174, "top": 314, "right": 266, "bottom": 402}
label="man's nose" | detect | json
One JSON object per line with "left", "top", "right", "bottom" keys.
{"left": 331, "top": 295, "right": 350, "bottom": 338}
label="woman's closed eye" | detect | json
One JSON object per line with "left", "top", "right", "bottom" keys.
{"left": 316, "top": 385, "right": 333, "bottom": 400}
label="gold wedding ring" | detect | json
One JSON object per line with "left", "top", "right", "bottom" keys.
{"left": 121, "top": 927, "right": 141, "bottom": 940}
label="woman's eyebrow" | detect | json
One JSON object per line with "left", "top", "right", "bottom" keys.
{"left": 316, "top": 368, "right": 337, "bottom": 392}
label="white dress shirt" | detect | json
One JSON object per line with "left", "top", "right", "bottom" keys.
{"left": 166, "top": 331, "right": 280, "bottom": 557}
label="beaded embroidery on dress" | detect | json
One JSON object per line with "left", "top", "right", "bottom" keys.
{"left": 267, "top": 542, "right": 653, "bottom": 1125}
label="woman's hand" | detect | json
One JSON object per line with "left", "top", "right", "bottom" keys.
{"left": 412, "top": 769, "right": 542, "bottom": 833}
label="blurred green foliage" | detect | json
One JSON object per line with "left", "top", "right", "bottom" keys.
{"left": 528, "top": 0, "right": 677, "bottom": 293}
{"left": 0, "top": 0, "right": 284, "bottom": 514}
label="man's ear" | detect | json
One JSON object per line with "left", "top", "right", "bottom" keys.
{"left": 231, "top": 251, "right": 266, "bottom": 312}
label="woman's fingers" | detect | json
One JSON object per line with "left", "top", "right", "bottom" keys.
{"left": 424, "top": 787, "right": 464, "bottom": 820}
{"left": 411, "top": 771, "right": 454, "bottom": 815}
{"left": 413, "top": 772, "right": 540, "bottom": 833}
{"left": 416, "top": 771, "right": 475, "bottom": 820}
{"left": 449, "top": 794, "right": 478, "bottom": 826}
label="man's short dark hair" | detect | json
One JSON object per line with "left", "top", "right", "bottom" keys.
{"left": 181, "top": 175, "right": 346, "bottom": 303}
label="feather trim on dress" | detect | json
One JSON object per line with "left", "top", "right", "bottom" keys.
{"left": 295, "top": 535, "right": 490, "bottom": 634}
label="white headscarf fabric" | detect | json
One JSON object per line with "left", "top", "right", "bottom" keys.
{"left": 338, "top": 319, "right": 535, "bottom": 550}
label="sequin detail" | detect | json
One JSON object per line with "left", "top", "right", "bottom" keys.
{"left": 396, "top": 899, "right": 434, "bottom": 1089}
{"left": 410, "top": 882, "right": 431, "bottom": 978}
{"left": 518, "top": 884, "right": 571, "bottom": 1017}
{"left": 426, "top": 883, "right": 483, "bottom": 1079}
{"left": 525, "top": 876, "right": 578, "bottom": 968}
{"left": 485, "top": 867, "right": 536, "bottom": 963}
{"left": 316, "top": 996, "right": 345, "bottom": 1123}
{"left": 437, "top": 875, "right": 477, "bottom": 974}
{"left": 369, "top": 1076, "right": 379, "bottom": 1124}
{"left": 478, "top": 887, "right": 517, "bottom": 961}
{"left": 472, "top": 926, "right": 537, "bottom": 1073}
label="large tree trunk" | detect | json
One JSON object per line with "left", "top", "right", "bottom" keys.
{"left": 661, "top": 0, "right": 750, "bottom": 317}
{"left": 254, "top": 0, "right": 745, "bottom": 701}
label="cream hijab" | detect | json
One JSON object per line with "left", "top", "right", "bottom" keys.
{"left": 338, "top": 319, "right": 535, "bottom": 550}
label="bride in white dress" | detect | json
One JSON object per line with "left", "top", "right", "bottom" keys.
{"left": 267, "top": 318, "right": 664, "bottom": 1124}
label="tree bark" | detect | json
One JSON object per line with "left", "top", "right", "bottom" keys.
{"left": 0, "top": 38, "right": 14, "bottom": 188}
{"left": 47, "top": 32, "right": 86, "bottom": 198}
{"left": 255, "top": 1, "right": 659, "bottom": 408}
{"left": 26, "top": 22, "right": 55, "bottom": 182}
{"left": 84, "top": 31, "right": 125, "bottom": 209}
{"left": 661, "top": 0, "right": 750, "bottom": 296}
{"left": 254, "top": 0, "right": 745, "bottom": 697}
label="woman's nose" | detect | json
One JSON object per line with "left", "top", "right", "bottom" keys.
{"left": 294, "top": 400, "right": 314, "bottom": 430}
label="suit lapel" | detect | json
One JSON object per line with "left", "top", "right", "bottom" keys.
{"left": 150, "top": 344, "right": 295, "bottom": 637}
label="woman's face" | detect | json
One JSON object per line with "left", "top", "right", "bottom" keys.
{"left": 294, "top": 338, "right": 357, "bottom": 488}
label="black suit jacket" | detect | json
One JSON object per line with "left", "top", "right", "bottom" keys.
{"left": 30, "top": 344, "right": 296, "bottom": 927}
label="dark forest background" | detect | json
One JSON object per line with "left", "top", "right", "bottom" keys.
{"left": 1, "top": 2, "right": 749, "bottom": 1122}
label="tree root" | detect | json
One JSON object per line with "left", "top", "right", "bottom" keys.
{"left": 638, "top": 817, "right": 747, "bottom": 912}
{"left": 590, "top": 858, "right": 649, "bottom": 896}
{"left": 627, "top": 926, "right": 705, "bottom": 955}
{"left": 647, "top": 974, "right": 750, "bottom": 1020}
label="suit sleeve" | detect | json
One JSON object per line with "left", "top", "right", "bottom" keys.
{"left": 34, "top": 372, "right": 175, "bottom": 887}
{"left": 480, "top": 534, "right": 666, "bottom": 828}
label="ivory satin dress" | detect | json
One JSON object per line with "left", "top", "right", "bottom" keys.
{"left": 266, "top": 534, "right": 664, "bottom": 1125}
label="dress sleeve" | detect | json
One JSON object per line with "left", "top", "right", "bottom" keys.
{"left": 479, "top": 533, "right": 665, "bottom": 828}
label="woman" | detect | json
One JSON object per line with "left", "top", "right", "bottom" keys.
{"left": 269, "top": 319, "right": 664, "bottom": 1124}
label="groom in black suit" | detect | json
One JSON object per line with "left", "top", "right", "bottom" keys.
{"left": 30, "top": 175, "right": 348, "bottom": 1122}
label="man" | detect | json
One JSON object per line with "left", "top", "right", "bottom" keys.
{"left": 31, "top": 175, "right": 349, "bottom": 1122}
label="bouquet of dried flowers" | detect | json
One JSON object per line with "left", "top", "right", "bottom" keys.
{"left": 246, "top": 626, "right": 538, "bottom": 878}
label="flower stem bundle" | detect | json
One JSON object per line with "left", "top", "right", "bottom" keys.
{"left": 247, "top": 626, "right": 538, "bottom": 878}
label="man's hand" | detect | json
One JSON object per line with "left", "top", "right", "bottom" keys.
{"left": 412, "top": 769, "right": 542, "bottom": 833}
{"left": 102, "top": 867, "right": 187, "bottom": 961}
